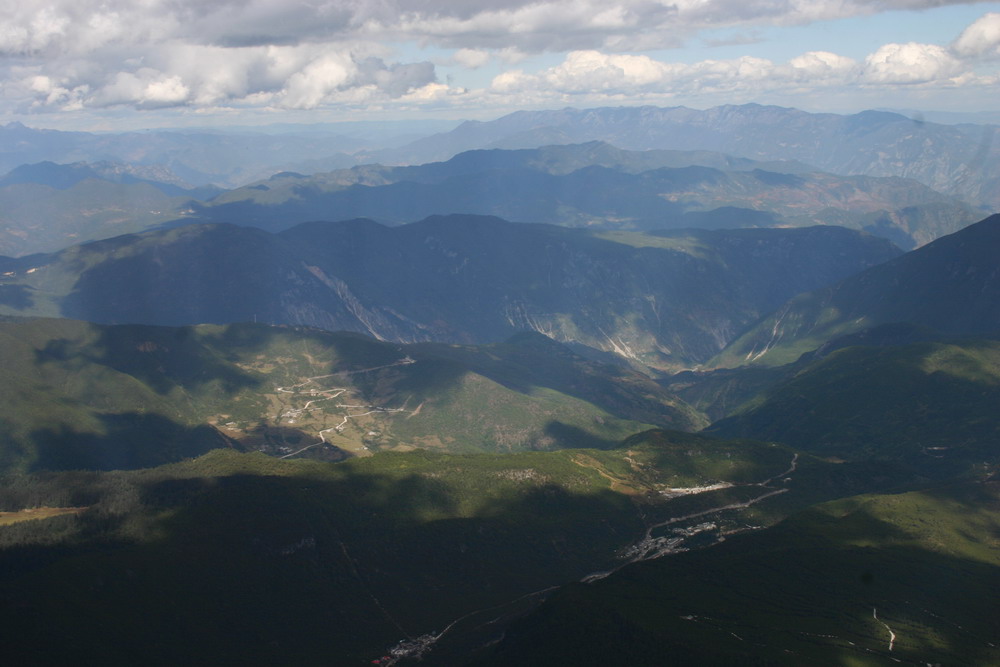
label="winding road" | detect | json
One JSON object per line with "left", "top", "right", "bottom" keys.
{"left": 273, "top": 357, "right": 415, "bottom": 458}
{"left": 377, "top": 451, "right": 802, "bottom": 662}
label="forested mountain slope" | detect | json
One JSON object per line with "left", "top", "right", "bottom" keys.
{"left": 0, "top": 216, "right": 900, "bottom": 370}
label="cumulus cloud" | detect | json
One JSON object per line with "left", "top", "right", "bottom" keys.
{"left": 952, "top": 12, "right": 1000, "bottom": 58}
{"left": 862, "top": 42, "right": 963, "bottom": 84}
{"left": 544, "top": 52, "right": 678, "bottom": 92}
{"left": 1, "top": 1, "right": 998, "bottom": 116}
{"left": 489, "top": 50, "right": 847, "bottom": 99}
{"left": 2, "top": 41, "right": 440, "bottom": 112}
{"left": 484, "top": 37, "right": 992, "bottom": 107}
{"left": 452, "top": 49, "right": 491, "bottom": 69}
{"left": 789, "top": 51, "right": 859, "bottom": 81}
{"left": 281, "top": 55, "right": 355, "bottom": 109}
{"left": 0, "top": 0, "right": 985, "bottom": 57}
{"left": 0, "top": 1, "right": 178, "bottom": 56}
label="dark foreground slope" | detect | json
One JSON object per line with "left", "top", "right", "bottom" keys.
{"left": 0, "top": 215, "right": 900, "bottom": 370}
{"left": 0, "top": 430, "right": 851, "bottom": 666}
{"left": 470, "top": 478, "right": 1000, "bottom": 667}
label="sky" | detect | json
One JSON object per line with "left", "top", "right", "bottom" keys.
{"left": 2, "top": 0, "right": 1000, "bottom": 130}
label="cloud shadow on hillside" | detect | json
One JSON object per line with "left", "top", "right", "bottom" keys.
{"left": 0, "top": 284, "right": 33, "bottom": 309}
{"left": 30, "top": 413, "right": 241, "bottom": 472}
{"left": 34, "top": 324, "right": 264, "bottom": 397}
{"left": 0, "top": 456, "right": 645, "bottom": 664}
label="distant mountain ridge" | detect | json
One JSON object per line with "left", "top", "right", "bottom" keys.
{"left": 0, "top": 215, "right": 901, "bottom": 370}
{"left": 0, "top": 161, "right": 227, "bottom": 257}
{"left": 0, "top": 160, "right": 221, "bottom": 198}
{"left": 0, "top": 120, "right": 385, "bottom": 186}
{"left": 5, "top": 104, "right": 998, "bottom": 209}
{"left": 324, "top": 140, "right": 819, "bottom": 184}
{"left": 196, "top": 141, "right": 977, "bottom": 250}
{"left": 375, "top": 104, "right": 1000, "bottom": 210}
{"left": 0, "top": 138, "right": 981, "bottom": 257}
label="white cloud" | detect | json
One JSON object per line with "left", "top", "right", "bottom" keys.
{"left": 1, "top": 38, "right": 441, "bottom": 113}
{"left": 0, "top": 0, "right": 984, "bottom": 58}
{"left": 788, "top": 51, "right": 859, "bottom": 81}
{"left": 93, "top": 69, "right": 195, "bottom": 109}
{"left": 0, "top": 1, "right": 178, "bottom": 56}
{"left": 143, "top": 76, "right": 190, "bottom": 107}
{"left": 544, "top": 51, "right": 677, "bottom": 92}
{"left": 282, "top": 55, "right": 354, "bottom": 109}
{"left": 452, "top": 48, "right": 491, "bottom": 69}
{"left": 490, "top": 51, "right": 814, "bottom": 98}
{"left": 952, "top": 12, "right": 1000, "bottom": 58}
{"left": 1, "top": 1, "right": 999, "bottom": 118}
{"left": 400, "top": 81, "right": 454, "bottom": 102}
{"left": 862, "top": 42, "right": 963, "bottom": 84}
{"left": 484, "top": 37, "right": 991, "bottom": 107}
{"left": 25, "top": 73, "right": 85, "bottom": 108}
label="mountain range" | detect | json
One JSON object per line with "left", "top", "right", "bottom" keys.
{"left": 0, "top": 317, "right": 701, "bottom": 474}
{"left": 0, "top": 139, "right": 981, "bottom": 257}
{"left": 193, "top": 142, "right": 976, "bottom": 250}
{"left": 4, "top": 102, "right": 998, "bottom": 258}
{"left": 0, "top": 161, "right": 226, "bottom": 257}
{"left": 714, "top": 212, "right": 1000, "bottom": 367}
{"left": 0, "top": 119, "right": 443, "bottom": 187}
{"left": 376, "top": 105, "right": 1000, "bottom": 210}
{"left": 8, "top": 105, "right": 999, "bottom": 213}
{"left": 0, "top": 215, "right": 901, "bottom": 370}
{"left": 2, "top": 104, "right": 1000, "bottom": 666}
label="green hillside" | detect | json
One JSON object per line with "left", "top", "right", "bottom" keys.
{"left": 0, "top": 318, "right": 702, "bottom": 474}
{"left": 714, "top": 213, "right": 1000, "bottom": 368}
{"left": 708, "top": 337, "right": 1000, "bottom": 478}
{"left": 1, "top": 107, "right": 998, "bottom": 667}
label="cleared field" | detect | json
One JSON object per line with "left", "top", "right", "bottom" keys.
{"left": 0, "top": 506, "right": 86, "bottom": 526}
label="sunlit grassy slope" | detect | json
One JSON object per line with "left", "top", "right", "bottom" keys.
{"left": 709, "top": 337, "right": 1000, "bottom": 478}
{"left": 0, "top": 318, "right": 703, "bottom": 473}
